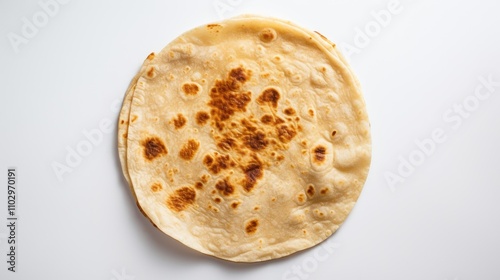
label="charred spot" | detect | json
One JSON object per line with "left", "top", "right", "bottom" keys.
{"left": 166, "top": 187, "right": 196, "bottom": 212}
{"left": 307, "top": 185, "right": 315, "bottom": 197}
{"left": 151, "top": 183, "right": 162, "bottom": 192}
{"left": 214, "top": 197, "right": 221, "bottom": 203}
{"left": 313, "top": 146, "right": 326, "bottom": 163}
{"left": 173, "top": 114, "right": 187, "bottom": 129}
{"left": 320, "top": 188, "right": 329, "bottom": 195}
{"left": 259, "top": 28, "right": 277, "bottom": 42}
{"left": 195, "top": 182, "right": 204, "bottom": 189}
{"left": 231, "top": 201, "right": 240, "bottom": 209}
{"left": 257, "top": 88, "right": 280, "bottom": 108}
{"left": 215, "top": 178, "right": 235, "bottom": 196}
{"left": 217, "top": 137, "right": 236, "bottom": 151}
{"left": 245, "top": 219, "right": 259, "bottom": 234}
{"left": 182, "top": 83, "right": 200, "bottom": 95}
{"left": 196, "top": 111, "right": 210, "bottom": 125}
{"left": 243, "top": 131, "right": 268, "bottom": 151}
{"left": 284, "top": 107, "right": 296, "bottom": 115}
{"left": 277, "top": 125, "right": 297, "bottom": 143}
{"left": 179, "top": 139, "right": 200, "bottom": 160}
{"left": 331, "top": 130, "right": 337, "bottom": 137}
{"left": 243, "top": 160, "right": 263, "bottom": 192}
{"left": 142, "top": 137, "right": 167, "bottom": 161}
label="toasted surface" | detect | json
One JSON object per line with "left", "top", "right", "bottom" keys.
{"left": 120, "top": 15, "right": 371, "bottom": 262}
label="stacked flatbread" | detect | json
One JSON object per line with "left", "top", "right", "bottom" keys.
{"left": 118, "top": 15, "right": 371, "bottom": 262}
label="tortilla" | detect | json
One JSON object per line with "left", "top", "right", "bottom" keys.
{"left": 118, "top": 15, "right": 371, "bottom": 262}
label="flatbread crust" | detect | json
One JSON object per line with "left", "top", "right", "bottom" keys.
{"left": 118, "top": 15, "right": 371, "bottom": 262}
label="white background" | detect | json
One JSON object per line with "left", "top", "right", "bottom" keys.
{"left": 1, "top": 0, "right": 500, "bottom": 279}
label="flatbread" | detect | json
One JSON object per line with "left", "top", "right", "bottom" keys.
{"left": 119, "top": 15, "right": 371, "bottom": 262}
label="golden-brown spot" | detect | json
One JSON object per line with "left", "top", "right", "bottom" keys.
{"left": 211, "top": 190, "right": 216, "bottom": 195}
{"left": 204, "top": 153, "right": 234, "bottom": 174}
{"left": 320, "top": 188, "right": 329, "bottom": 194}
{"left": 122, "top": 133, "right": 127, "bottom": 139}
{"left": 245, "top": 219, "right": 259, "bottom": 234}
{"left": 209, "top": 67, "right": 252, "bottom": 124}
{"left": 195, "top": 182, "right": 204, "bottom": 189}
{"left": 231, "top": 201, "right": 240, "bottom": 209}
{"left": 201, "top": 174, "right": 209, "bottom": 184}
{"left": 182, "top": 83, "right": 200, "bottom": 95}
{"left": 277, "top": 155, "right": 285, "bottom": 161}
{"left": 260, "top": 114, "right": 273, "bottom": 124}
{"left": 215, "top": 178, "right": 234, "bottom": 196}
{"left": 257, "top": 88, "right": 280, "bottom": 108}
{"left": 196, "top": 111, "right": 210, "bottom": 125}
{"left": 147, "top": 66, "right": 155, "bottom": 78}
{"left": 254, "top": 206, "right": 260, "bottom": 211}
{"left": 217, "top": 137, "right": 236, "bottom": 151}
{"left": 331, "top": 130, "right": 337, "bottom": 137}
{"left": 259, "top": 28, "right": 277, "bottom": 42}
{"left": 307, "top": 185, "right": 315, "bottom": 197}
{"left": 214, "top": 197, "right": 221, "bottom": 203}
{"left": 141, "top": 137, "right": 167, "bottom": 161}
{"left": 243, "top": 131, "right": 268, "bottom": 151}
{"left": 313, "top": 146, "right": 326, "bottom": 163}
{"left": 166, "top": 187, "right": 196, "bottom": 212}
{"left": 173, "top": 114, "right": 187, "bottom": 129}
{"left": 120, "top": 120, "right": 125, "bottom": 124}
{"left": 284, "top": 107, "right": 296, "bottom": 115}
{"left": 277, "top": 125, "right": 297, "bottom": 143}
{"left": 151, "top": 183, "right": 162, "bottom": 192}
{"left": 131, "top": 115, "right": 138, "bottom": 123}
{"left": 242, "top": 160, "right": 263, "bottom": 192}
{"left": 179, "top": 139, "right": 200, "bottom": 160}
{"left": 146, "top": 52, "right": 155, "bottom": 60}
{"left": 271, "top": 197, "right": 276, "bottom": 202}
{"left": 308, "top": 109, "right": 315, "bottom": 117}
{"left": 297, "top": 193, "right": 305, "bottom": 203}
{"left": 260, "top": 114, "right": 284, "bottom": 125}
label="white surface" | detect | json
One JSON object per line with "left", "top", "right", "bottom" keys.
{"left": 1, "top": 0, "right": 500, "bottom": 279}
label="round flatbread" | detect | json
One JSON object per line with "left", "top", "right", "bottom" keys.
{"left": 119, "top": 15, "right": 371, "bottom": 262}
